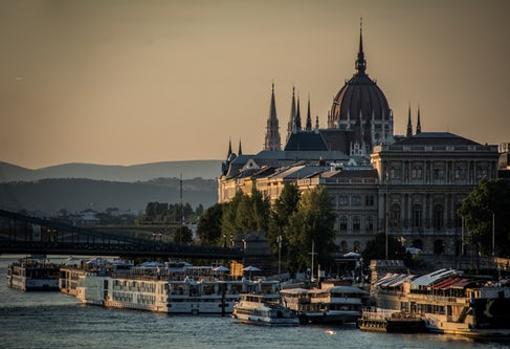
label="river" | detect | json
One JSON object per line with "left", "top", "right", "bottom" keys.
{"left": 0, "top": 258, "right": 507, "bottom": 349}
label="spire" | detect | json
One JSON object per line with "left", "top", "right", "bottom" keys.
{"left": 355, "top": 17, "right": 367, "bottom": 75}
{"left": 295, "top": 95, "right": 302, "bottom": 131}
{"left": 306, "top": 96, "right": 312, "bottom": 131}
{"left": 264, "top": 82, "right": 281, "bottom": 151}
{"left": 238, "top": 139, "right": 243, "bottom": 155}
{"left": 227, "top": 138, "right": 232, "bottom": 158}
{"left": 416, "top": 106, "right": 422, "bottom": 134}
{"left": 287, "top": 86, "right": 296, "bottom": 138}
{"left": 315, "top": 115, "right": 319, "bottom": 130}
{"left": 406, "top": 104, "right": 413, "bottom": 137}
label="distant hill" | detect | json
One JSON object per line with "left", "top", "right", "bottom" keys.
{"left": 0, "top": 177, "right": 218, "bottom": 215}
{"left": 0, "top": 160, "right": 222, "bottom": 183}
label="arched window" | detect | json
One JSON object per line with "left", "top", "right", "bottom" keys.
{"left": 390, "top": 203, "right": 401, "bottom": 228}
{"left": 412, "top": 204, "right": 422, "bottom": 228}
{"left": 433, "top": 204, "right": 444, "bottom": 230}
{"left": 352, "top": 216, "right": 361, "bottom": 232}
{"left": 339, "top": 216, "right": 348, "bottom": 233}
{"left": 434, "top": 240, "right": 445, "bottom": 255}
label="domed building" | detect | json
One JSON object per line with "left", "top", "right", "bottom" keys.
{"left": 218, "top": 23, "right": 500, "bottom": 258}
{"left": 327, "top": 26, "right": 394, "bottom": 152}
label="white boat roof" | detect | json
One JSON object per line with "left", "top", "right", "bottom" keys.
{"left": 280, "top": 288, "right": 309, "bottom": 295}
{"left": 411, "top": 269, "right": 458, "bottom": 288}
{"left": 329, "top": 286, "right": 368, "bottom": 294}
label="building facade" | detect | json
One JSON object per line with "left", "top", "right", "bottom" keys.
{"left": 218, "top": 25, "right": 501, "bottom": 256}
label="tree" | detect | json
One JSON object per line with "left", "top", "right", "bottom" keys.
{"left": 220, "top": 189, "right": 271, "bottom": 242}
{"left": 285, "top": 186, "right": 336, "bottom": 272}
{"left": 195, "top": 204, "right": 205, "bottom": 217}
{"left": 362, "top": 233, "right": 406, "bottom": 262}
{"left": 174, "top": 226, "right": 193, "bottom": 244}
{"left": 459, "top": 179, "right": 510, "bottom": 257}
{"left": 196, "top": 203, "right": 224, "bottom": 246}
{"left": 267, "top": 182, "right": 300, "bottom": 254}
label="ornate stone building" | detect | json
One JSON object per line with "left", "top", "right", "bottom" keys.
{"left": 218, "top": 25, "right": 500, "bottom": 256}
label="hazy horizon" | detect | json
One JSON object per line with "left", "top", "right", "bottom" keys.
{"left": 1, "top": 0, "right": 509, "bottom": 168}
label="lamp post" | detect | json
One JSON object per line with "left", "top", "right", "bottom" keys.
{"left": 277, "top": 235, "right": 282, "bottom": 277}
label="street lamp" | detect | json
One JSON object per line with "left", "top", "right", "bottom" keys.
{"left": 277, "top": 235, "right": 283, "bottom": 277}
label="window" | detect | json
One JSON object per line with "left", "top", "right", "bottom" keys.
{"left": 338, "top": 195, "right": 349, "bottom": 207}
{"left": 365, "top": 195, "right": 375, "bottom": 207}
{"left": 412, "top": 204, "right": 422, "bottom": 228}
{"left": 454, "top": 163, "right": 466, "bottom": 180}
{"left": 433, "top": 205, "right": 444, "bottom": 230}
{"left": 366, "top": 216, "right": 375, "bottom": 233}
{"left": 353, "top": 241, "right": 361, "bottom": 252}
{"left": 390, "top": 204, "right": 401, "bottom": 228}
{"left": 433, "top": 163, "right": 445, "bottom": 181}
{"left": 352, "top": 216, "right": 361, "bottom": 232}
{"left": 351, "top": 195, "right": 362, "bottom": 207}
{"left": 411, "top": 165, "right": 423, "bottom": 179}
{"left": 390, "top": 167, "right": 401, "bottom": 179}
{"left": 339, "top": 216, "right": 348, "bottom": 233}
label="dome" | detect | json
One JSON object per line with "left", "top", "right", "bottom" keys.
{"left": 328, "top": 27, "right": 391, "bottom": 128}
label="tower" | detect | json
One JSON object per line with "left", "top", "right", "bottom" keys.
{"left": 264, "top": 83, "right": 282, "bottom": 151}
{"left": 294, "top": 96, "right": 302, "bottom": 131}
{"left": 406, "top": 104, "right": 413, "bottom": 137}
{"left": 416, "top": 106, "right": 422, "bottom": 134}
{"left": 287, "top": 86, "right": 296, "bottom": 141}
{"left": 227, "top": 138, "right": 232, "bottom": 158}
{"left": 306, "top": 97, "right": 312, "bottom": 131}
{"left": 238, "top": 139, "right": 243, "bottom": 155}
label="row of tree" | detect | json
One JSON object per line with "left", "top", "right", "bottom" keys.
{"left": 197, "top": 184, "right": 337, "bottom": 272}
{"left": 140, "top": 201, "right": 204, "bottom": 224}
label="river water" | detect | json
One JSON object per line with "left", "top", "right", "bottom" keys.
{"left": 0, "top": 258, "right": 508, "bottom": 349}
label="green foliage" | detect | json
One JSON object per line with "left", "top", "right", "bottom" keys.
{"left": 141, "top": 201, "right": 201, "bottom": 224}
{"left": 197, "top": 203, "right": 224, "bottom": 245}
{"left": 362, "top": 233, "right": 406, "bottom": 261}
{"left": 221, "top": 188, "right": 270, "bottom": 242}
{"left": 267, "top": 183, "right": 300, "bottom": 254}
{"left": 285, "top": 186, "right": 337, "bottom": 272}
{"left": 174, "top": 226, "right": 193, "bottom": 244}
{"left": 459, "top": 179, "right": 510, "bottom": 257}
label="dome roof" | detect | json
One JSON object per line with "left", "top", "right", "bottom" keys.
{"left": 329, "top": 27, "right": 391, "bottom": 126}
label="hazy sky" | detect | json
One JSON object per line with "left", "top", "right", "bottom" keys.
{"left": 1, "top": 0, "right": 509, "bottom": 168}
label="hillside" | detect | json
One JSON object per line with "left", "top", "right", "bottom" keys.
{"left": 0, "top": 160, "right": 223, "bottom": 183}
{"left": 0, "top": 177, "right": 218, "bottom": 215}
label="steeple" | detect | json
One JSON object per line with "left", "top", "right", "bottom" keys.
{"left": 406, "top": 104, "right": 413, "bottom": 137}
{"left": 416, "top": 106, "right": 422, "bottom": 134}
{"left": 227, "top": 138, "right": 232, "bottom": 158}
{"left": 315, "top": 115, "right": 319, "bottom": 131}
{"left": 264, "top": 82, "right": 281, "bottom": 151}
{"left": 238, "top": 139, "right": 243, "bottom": 155}
{"left": 355, "top": 17, "right": 367, "bottom": 75}
{"left": 287, "top": 86, "right": 296, "bottom": 139}
{"left": 306, "top": 96, "right": 312, "bottom": 131}
{"left": 295, "top": 96, "right": 302, "bottom": 131}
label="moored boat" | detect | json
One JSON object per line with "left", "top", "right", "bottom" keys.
{"left": 232, "top": 293, "right": 299, "bottom": 326}
{"left": 372, "top": 268, "right": 510, "bottom": 338}
{"left": 281, "top": 283, "right": 368, "bottom": 324}
{"left": 8, "top": 258, "right": 60, "bottom": 291}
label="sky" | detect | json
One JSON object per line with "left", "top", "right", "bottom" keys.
{"left": 1, "top": 0, "right": 509, "bottom": 169}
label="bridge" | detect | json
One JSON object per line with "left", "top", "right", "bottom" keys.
{"left": 0, "top": 209, "right": 243, "bottom": 260}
